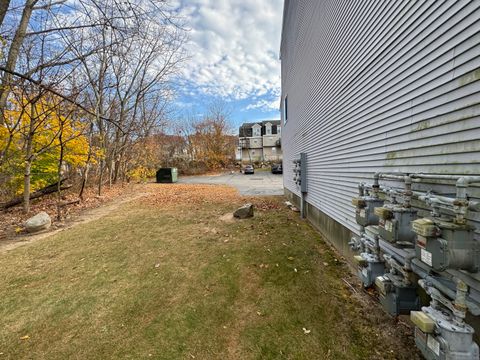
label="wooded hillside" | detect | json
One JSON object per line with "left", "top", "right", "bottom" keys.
{"left": 0, "top": 0, "right": 236, "bottom": 215}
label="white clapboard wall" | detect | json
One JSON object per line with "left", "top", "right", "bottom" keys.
{"left": 280, "top": 0, "right": 480, "bottom": 235}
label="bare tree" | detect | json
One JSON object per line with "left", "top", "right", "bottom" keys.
{"left": 0, "top": 0, "right": 187, "bottom": 208}
{"left": 0, "top": 0, "right": 38, "bottom": 125}
{"left": 0, "top": 0, "right": 11, "bottom": 28}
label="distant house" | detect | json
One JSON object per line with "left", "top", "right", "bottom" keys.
{"left": 238, "top": 120, "right": 282, "bottom": 162}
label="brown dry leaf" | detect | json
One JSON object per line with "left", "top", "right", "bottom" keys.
{"left": 20, "top": 335, "right": 30, "bottom": 340}
{"left": 141, "top": 184, "right": 240, "bottom": 208}
{"left": 0, "top": 182, "right": 138, "bottom": 241}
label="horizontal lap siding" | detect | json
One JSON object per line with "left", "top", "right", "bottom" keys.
{"left": 280, "top": 0, "right": 480, "bottom": 235}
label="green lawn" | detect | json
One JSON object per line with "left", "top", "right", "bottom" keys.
{"left": 0, "top": 184, "right": 419, "bottom": 359}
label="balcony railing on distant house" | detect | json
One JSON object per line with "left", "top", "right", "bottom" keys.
{"left": 239, "top": 137, "right": 250, "bottom": 149}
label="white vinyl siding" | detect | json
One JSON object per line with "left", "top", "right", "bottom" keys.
{"left": 281, "top": 0, "right": 480, "bottom": 234}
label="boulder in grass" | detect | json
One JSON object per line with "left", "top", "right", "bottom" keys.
{"left": 233, "top": 204, "right": 254, "bottom": 219}
{"left": 25, "top": 211, "right": 51, "bottom": 233}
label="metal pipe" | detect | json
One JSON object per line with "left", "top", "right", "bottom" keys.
{"left": 453, "top": 177, "right": 480, "bottom": 224}
{"left": 415, "top": 190, "right": 480, "bottom": 214}
{"left": 404, "top": 175, "right": 412, "bottom": 208}
{"left": 376, "top": 172, "right": 408, "bottom": 177}
{"left": 358, "top": 183, "right": 365, "bottom": 197}
{"left": 378, "top": 174, "right": 407, "bottom": 181}
{"left": 412, "top": 174, "right": 461, "bottom": 181}
{"left": 300, "top": 192, "right": 305, "bottom": 219}
{"left": 373, "top": 173, "right": 380, "bottom": 198}
{"left": 420, "top": 274, "right": 480, "bottom": 316}
{"left": 412, "top": 174, "right": 480, "bottom": 182}
{"left": 454, "top": 280, "right": 468, "bottom": 318}
{"left": 374, "top": 235, "right": 380, "bottom": 257}
{"left": 403, "top": 251, "right": 416, "bottom": 271}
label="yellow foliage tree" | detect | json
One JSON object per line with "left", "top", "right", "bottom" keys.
{"left": 0, "top": 93, "right": 89, "bottom": 211}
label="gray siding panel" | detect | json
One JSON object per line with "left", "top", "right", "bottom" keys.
{"left": 280, "top": 0, "right": 480, "bottom": 234}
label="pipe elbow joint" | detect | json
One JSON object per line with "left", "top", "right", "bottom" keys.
{"left": 457, "top": 177, "right": 469, "bottom": 189}
{"left": 404, "top": 175, "right": 412, "bottom": 185}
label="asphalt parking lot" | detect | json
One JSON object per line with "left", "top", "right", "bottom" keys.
{"left": 179, "top": 171, "right": 284, "bottom": 196}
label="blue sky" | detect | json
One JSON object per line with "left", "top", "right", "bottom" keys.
{"left": 172, "top": 0, "right": 283, "bottom": 128}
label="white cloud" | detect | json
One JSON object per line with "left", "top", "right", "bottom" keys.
{"left": 176, "top": 0, "right": 283, "bottom": 110}
{"left": 245, "top": 99, "right": 279, "bottom": 111}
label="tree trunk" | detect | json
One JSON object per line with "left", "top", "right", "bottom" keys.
{"left": 98, "top": 159, "right": 104, "bottom": 196}
{"left": 56, "top": 128, "right": 64, "bottom": 220}
{"left": 79, "top": 124, "right": 93, "bottom": 200}
{"left": 2, "top": 180, "right": 71, "bottom": 209}
{"left": 23, "top": 159, "right": 32, "bottom": 213}
{"left": 113, "top": 157, "right": 121, "bottom": 183}
{"left": 0, "top": 0, "right": 38, "bottom": 126}
{"left": 108, "top": 158, "right": 113, "bottom": 187}
{"left": 23, "top": 101, "right": 35, "bottom": 213}
{"left": 0, "top": 0, "right": 11, "bottom": 32}
{"left": 79, "top": 163, "right": 89, "bottom": 199}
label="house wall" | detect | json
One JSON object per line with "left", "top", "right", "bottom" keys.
{"left": 262, "top": 135, "right": 280, "bottom": 147}
{"left": 248, "top": 137, "right": 263, "bottom": 149}
{"left": 263, "top": 146, "right": 283, "bottom": 162}
{"left": 281, "top": 0, "right": 480, "bottom": 237}
{"left": 241, "top": 148, "right": 263, "bottom": 162}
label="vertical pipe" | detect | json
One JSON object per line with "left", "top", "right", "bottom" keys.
{"left": 300, "top": 192, "right": 305, "bottom": 219}
{"left": 373, "top": 172, "right": 380, "bottom": 199}
{"left": 404, "top": 175, "right": 412, "bottom": 208}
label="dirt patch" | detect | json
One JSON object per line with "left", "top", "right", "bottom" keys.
{"left": 219, "top": 213, "right": 235, "bottom": 223}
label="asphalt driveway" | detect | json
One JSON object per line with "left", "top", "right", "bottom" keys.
{"left": 179, "top": 171, "right": 284, "bottom": 196}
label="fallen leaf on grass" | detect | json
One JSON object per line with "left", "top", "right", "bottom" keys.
{"left": 287, "top": 256, "right": 294, "bottom": 261}
{"left": 302, "top": 328, "right": 311, "bottom": 334}
{"left": 20, "top": 335, "right": 30, "bottom": 340}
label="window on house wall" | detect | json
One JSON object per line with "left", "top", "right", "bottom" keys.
{"left": 253, "top": 127, "right": 260, "bottom": 137}
{"left": 278, "top": 126, "right": 281, "bottom": 134}
{"left": 272, "top": 147, "right": 276, "bottom": 154}
{"left": 283, "top": 96, "right": 288, "bottom": 125}
{"left": 266, "top": 123, "right": 272, "bottom": 135}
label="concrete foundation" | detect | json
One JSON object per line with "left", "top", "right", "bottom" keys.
{"left": 285, "top": 188, "right": 356, "bottom": 267}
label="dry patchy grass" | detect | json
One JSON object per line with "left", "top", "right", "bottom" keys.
{"left": 0, "top": 184, "right": 420, "bottom": 359}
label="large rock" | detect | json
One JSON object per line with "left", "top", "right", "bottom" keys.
{"left": 233, "top": 204, "right": 254, "bottom": 219}
{"left": 25, "top": 211, "right": 51, "bottom": 233}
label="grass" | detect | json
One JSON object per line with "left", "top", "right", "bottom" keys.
{"left": 0, "top": 185, "right": 418, "bottom": 359}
